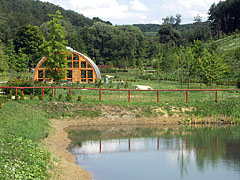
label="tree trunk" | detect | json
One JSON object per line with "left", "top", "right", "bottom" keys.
{"left": 211, "top": 78, "right": 213, "bottom": 89}
{"left": 188, "top": 77, "right": 190, "bottom": 89}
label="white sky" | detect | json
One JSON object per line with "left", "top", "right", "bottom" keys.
{"left": 41, "top": 0, "right": 221, "bottom": 25}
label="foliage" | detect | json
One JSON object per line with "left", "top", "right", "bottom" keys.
{"left": 209, "top": 0, "right": 240, "bottom": 35}
{"left": 0, "top": 135, "right": 51, "bottom": 180}
{"left": 14, "top": 24, "right": 45, "bottom": 69}
{"left": 0, "top": 41, "right": 8, "bottom": 74}
{"left": 40, "top": 10, "right": 69, "bottom": 83}
{"left": 6, "top": 79, "right": 50, "bottom": 95}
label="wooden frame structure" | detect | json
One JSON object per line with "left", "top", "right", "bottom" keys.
{"left": 33, "top": 48, "right": 101, "bottom": 83}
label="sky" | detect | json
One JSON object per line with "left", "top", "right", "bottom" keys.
{"left": 41, "top": 0, "right": 221, "bottom": 25}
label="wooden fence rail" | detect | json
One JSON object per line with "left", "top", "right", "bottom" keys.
{"left": 0, "top": 86, "right": 239, "bottom": 103}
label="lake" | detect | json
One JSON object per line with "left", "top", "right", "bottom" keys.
{"left": 68, "top": 125, "right": 240, "bottom": 180}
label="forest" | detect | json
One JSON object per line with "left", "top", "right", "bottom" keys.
{"left": 0, "top": 0, "right": 239, "bottom": 86}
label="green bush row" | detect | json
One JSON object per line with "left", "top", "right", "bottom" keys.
{"left": 5, "top": 79, "right": 51, "bottom": 95}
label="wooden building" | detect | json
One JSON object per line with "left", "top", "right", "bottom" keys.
{"left": 33, "top": 47, "right": 101, "bottom": 83}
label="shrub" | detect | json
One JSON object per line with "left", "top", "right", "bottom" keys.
{"left": 58, "top": 94, "right": 63, "bottom": 101}
{"left": 49, "top": 94, "right": 53, "bottom": 101}
{"left": 20, "top": 94, "right": 25, "bottom": 100}
{"left": 78, "top": 95, "right": 82, "bottom": 102}
{"left": 6, "top": 79, "right": 50, "bottom": 95}
{"left": 66, "top": 94, "right": 72, "bottom": 101}
{"left": 38, "top": 95, "right": 43, "bottom": 100}
{"left": 15, "top": 95, "right": 19, "bottom": 101}
{"left": 30, "top": 94, "right": 34, "bottom": 100}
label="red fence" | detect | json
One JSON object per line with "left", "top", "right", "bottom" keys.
{"left": 0, "top": 86, "right": 240, "bottom": 103}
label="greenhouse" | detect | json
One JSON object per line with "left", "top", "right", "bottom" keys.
{"left": 33, "top": 47, "right": 101, "bottom": 83}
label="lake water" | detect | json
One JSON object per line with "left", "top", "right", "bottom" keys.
{"left": 68, "top": 126, "right": 240, "bottom": 180}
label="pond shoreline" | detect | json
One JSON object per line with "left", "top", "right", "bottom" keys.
{"left": 44, "top": 115, "right": 183, "bottom": 180}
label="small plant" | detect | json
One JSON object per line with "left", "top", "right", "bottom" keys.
{"left": 30, "top": 94, "right": 34, "bottom": 100}
{"left": 38, "top": 95, "right": 43, "bottom": 100}
{"left": 117, "top": 83, "right": 120, "bottom": 89}
{"left": 58, "top": 94, "right": 63, "bottom": 101}
{"left": 7, "top": 94, "right": 12, "bottom": 100}
{"left": 0, "top": 102, "right": 2, "bottom": 109}
{"left": 20, "top": 93, "right": 25, "bottom": 100}
{"left": 49, "top": 94, "right": 53, "bottom": 101}
{"left": 66, "top": 93, "right": 72, "bottom": 101}
{"left": 15, "top": 95, "right": 19, "bottom": 101}
{"left": 78, "top": 95, "right": 82, "bottom": 102}
{"left": 124, "top": 82, "right": 128, "bottom": 89}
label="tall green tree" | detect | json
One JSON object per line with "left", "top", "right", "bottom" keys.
{"left": 14, "top": 24, "right": 45, "bottom": 70}
{"left": 0, "top": 41, "right": 8, "bottom": 78}
{"left": 199, "top": 49, "right": 228, "bottom": 87}
{"left": 40, "top": 10, "right": 69, "bottom": 85}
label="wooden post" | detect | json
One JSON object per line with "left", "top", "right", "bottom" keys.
{"left": 157, "top": 90, "right": 159, "bottom": 103}
{"left": 186, "top": 90, "right": 189, "bottom": 103}
{"left": 215, "top": 90, "right": 218, "bottom": 102}
{"left": 21, "top": 89, "right": 24, "bottom": 96}
{"left": 42, "top": 88, "right": 44, "bottom": 99}
{"left": 128, "top": 90, "right": 130, "bottom": 103}
{"left": 99, "top": 89, "right": 102, "bottom": 101}
{"left": 15, "top": 88, "right": 17, "bottom": 96}
{"left": 69, "top": 88, "right": 72, "bottom": 95}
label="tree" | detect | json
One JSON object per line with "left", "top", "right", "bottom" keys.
{"left": 40, "top": 10, "right": 69, "bottom": 87}
{"left": 199, "top": 49, "right": 228, "bottom": 88}
{"left": 14, "top": 25, "right": 45, "bottom": 70}
{"left": 0, "top": 41, "right": 8, "bottom": 78}
{"left": 5, "top": 40, "right": 17, "bottom": 71}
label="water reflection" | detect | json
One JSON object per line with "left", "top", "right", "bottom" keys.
{"left": 68, "top": 126, "right": 240, "bottom": 180}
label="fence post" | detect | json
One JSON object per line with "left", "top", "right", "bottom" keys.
{"left": 69, "top": 88, "right": 72, "bottom": 95}
{"left": 21, "top": 89, "right": 24, "bottom": 96}
{"left": 215, "top": 90, "right": 218, "bottom": 102}
{"left": 157, "top": 90, "right": 159, "bottom": 103}
{"left": 128, "top": 90, "right": 130, "bottom": 103}
{"left": 15, "top": 88, "right": 17, "bottom": 96}
{"left": 99, "top": 89, "right": 102, "bottom": 101}
{"left": 186, "top": 90, "right": 189, "bottom": 103}
{"left": 42, "top": 88, "right": 44, "bottom": 99}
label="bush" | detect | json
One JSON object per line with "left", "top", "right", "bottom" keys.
{"left": 58, "top": 94, "right": 63, "bottom": 101}
{"left": 237, "top": 79, "right": 240, "bottom": 89}
{"left": 49, "top": 94, "right": 53, "bottom": 101}
{"left": 15, "top": 95, "right": 19, "bottom": 101}
{"left": 30, "top": 94, "right": 34, "bottom": 100}
{"left": 66, "top": 94, "right": 72, "bottom": 101}
{"left": 78, "top": 95, "right": 82, "bottom": 102}
{"left": 38, "top": 95, "right": 43, "bottom": 100}
{"left": 6, "top": 79, "right": 50, "bottom": 95}
{"left": 20, "top": 94, "right": 25, "bottom": 100}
